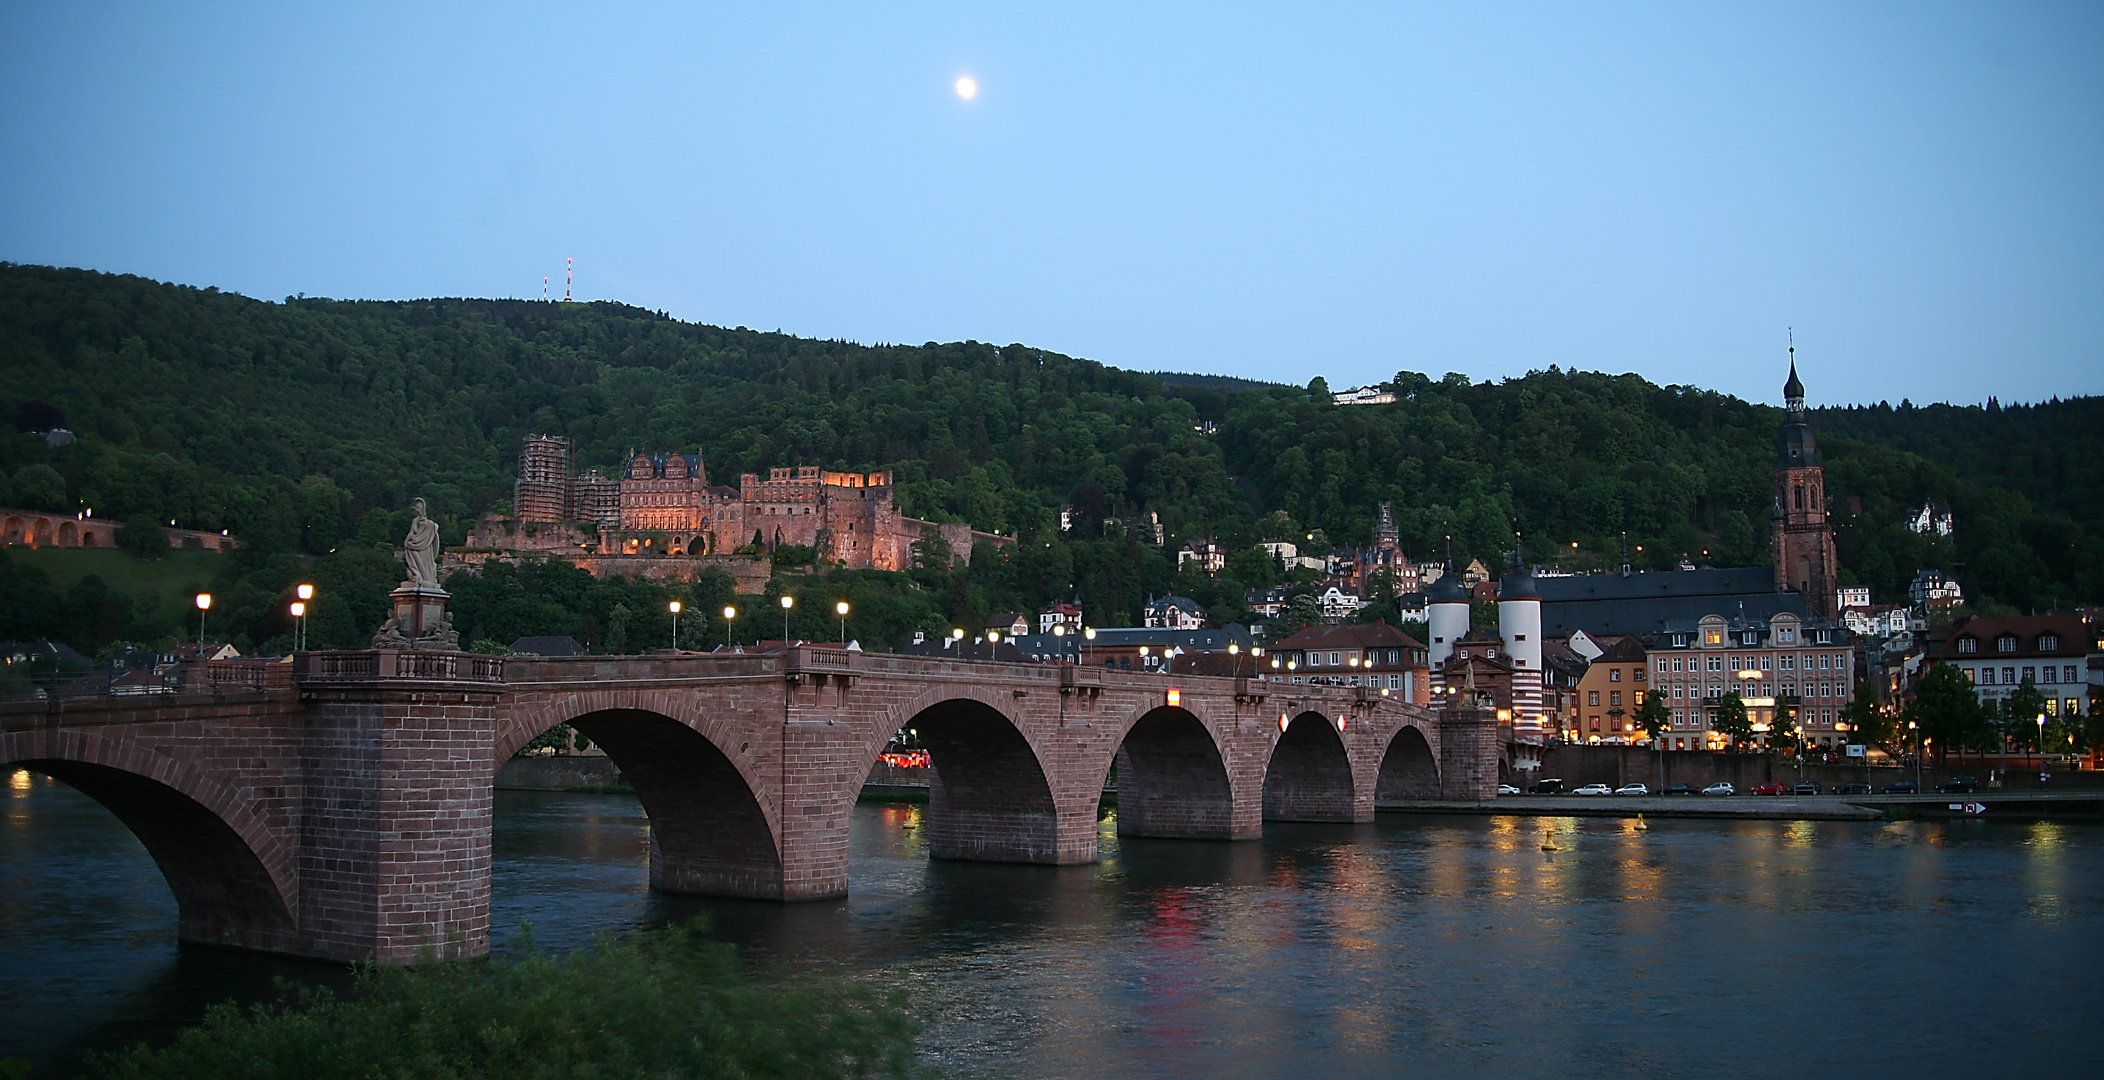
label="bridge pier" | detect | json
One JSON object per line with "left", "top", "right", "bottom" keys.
{"left": 297, "top": 654, "right": 502, "bottom": 963}
{"left": 1437, "top": 706, "right": 1499, "bottom": 800}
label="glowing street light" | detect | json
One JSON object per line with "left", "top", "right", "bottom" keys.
{"left": 668, "top": 600, "right": 682, "bottom": 650}
{"left": 835, "top": 600, "right": 850, "bottom": 643}
{"left": 722, "top": 605, "right": 737, "bottom": 648}
{"left": 289, "top": 601, "right": 307, "bottom": 651}
{"left": 291, "top": 582, "right": 315, "bottom": 651}
{"left": 780, "top": 594, "right": 795, "bottom": 643}
{"left": 194, "top": 592, "right": 212, "bottom": 646}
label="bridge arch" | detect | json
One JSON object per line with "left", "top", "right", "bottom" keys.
{"left": 1264, "top": 710, "right": 1356, "bottom": 822}
{"left": 1375, "top": 722, "right": 1441, "bottom": 800}
{"left": 1102, "top": 703, "right": 1237, "bottom": 841}
{"left": 499, "top": 692, "right": 783, "bottom": 899}
{"left": 882, "top": 684, "right": 1061, "bottom": 863}
{"left": 1, "top": 731, "right": 297, "bottom": 951}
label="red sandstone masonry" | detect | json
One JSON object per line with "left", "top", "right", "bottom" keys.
{"left": 2, "top": 649, "right": 1488, "bottom": 963}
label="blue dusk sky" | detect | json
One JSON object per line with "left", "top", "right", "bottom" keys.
{"left": 2, "top": 2, "right": 2098, "bottom": 408}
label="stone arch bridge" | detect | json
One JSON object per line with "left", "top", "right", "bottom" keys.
{"left": 2, "top": 648, "right": 1496, "bottom": 963}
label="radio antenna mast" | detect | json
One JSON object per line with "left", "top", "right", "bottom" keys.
{"left": 542, "top": 276, "right": 549, "bottom": 302}
{"left": 565, "top": 257, "right": 572, "bottom": 301}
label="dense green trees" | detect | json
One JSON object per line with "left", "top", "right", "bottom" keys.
{"left": 90, "top": 922, "right": 921, "bottom": 1080}
{"left": 2, "top": 263, "right": 2097, "bottom": 658}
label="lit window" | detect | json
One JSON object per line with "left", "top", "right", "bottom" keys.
{"left": 1705, "top": 629, "right": 1722, "bottom": 645}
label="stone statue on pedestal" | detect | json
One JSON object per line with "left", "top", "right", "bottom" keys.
{"left": 402, "top": 498, "right": 440, "bottom": 589}
{"left": 373, "top": 497, "right": 460, "bottom": 651}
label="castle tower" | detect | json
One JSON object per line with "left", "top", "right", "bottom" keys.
{"left": 515, "top": 435, "right": 572, "bottom": 522}
{"left": 1497, "top": 552, "right": 1545, "bottom": 737}
{"left": 1771, "top": 355, "right": 1840, "bottom": 619}
{"left": 1426, "top": 561, "right": 1470, "bottom": 670}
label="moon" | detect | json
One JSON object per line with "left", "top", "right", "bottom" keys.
{"left": 955, "top": 76, "right": 977, "bottom": 100}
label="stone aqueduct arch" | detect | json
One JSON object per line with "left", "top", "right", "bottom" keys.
{"left": 6, "top": 652, "right": 1494, "bottom": 962}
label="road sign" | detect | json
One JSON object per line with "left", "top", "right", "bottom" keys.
{"left": 1845, "top": 744, "right": 1866, "bottom": 758}
{"left": 1948, "top": 802, "right": 1987, "bottom": 815}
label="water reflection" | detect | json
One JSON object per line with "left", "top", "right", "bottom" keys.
{"left": 6, "top": 777, "right": 2104, "bottom": 1079}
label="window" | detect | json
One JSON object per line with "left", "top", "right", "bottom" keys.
{"left": 1634, "top": 691, "right": 1645, "bottom": 704}
{"left": 2023, "top": 667, "right": 2036, "bottom": 683}
{"left": 1672, "top": 658, "right": 1684, "bottom": 672}
{"left": 2002, "top": 667, "right": 2016, "bottom": 684}
{"left": 1610, "top": 668, "right": 1622, "bottom": 682}
{"left": 2040, "top": 634, "right": 2060, "bottom": 651}
{"left": 1818, "top": 655, "right": 1830, "bottom": 669}
{"left": 1963, "top": 668, "right": 1975, "bottom": 683}
{"left": 1330, "top": 652, "right": 1340, "bottom": 666}
{"left": 1707, "top": 657, "right": 1724, "bottom": 672}
{"left": 1958, "top": 637, "right": 1978, "bottom": 654}
{"left": 1777, "top": 627, "right": 1795, "bottom": 643}
{"left": 1610, "top": 691, "right": 1622, "bottom": 707}
{"left": 1997, "top": 634, "right": 2019, "bottom": 653}
{"left": 1705, "top": 628, "right": 1723, "bottom": 645}
{"left": 2044, "top": 667, "right": 2058, "bottom": 685}
{"left": 1781, "top": 655, "right": 1795, "bottom": 671}
{"left": 1589, "top": 691, "right": 1600, "bottom": 707}
{"left": 1657, "top": 658, "right": 1669, "bottom": 673}
{"left": 2067, "top": 666, "right": 2079, "bottom": 683}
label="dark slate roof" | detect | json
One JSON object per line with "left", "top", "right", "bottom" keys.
{"left": 1533, "top": 569, "right": 1806, "bottom": 638}
{"left": 893, "top": 640, "right": 1035, "bottom": 663}
{"left": 509, "top": 636, "right": 585, "bottom": 656}
{"left": 1010, "top": 624, "right": 1255, "bottom": 659}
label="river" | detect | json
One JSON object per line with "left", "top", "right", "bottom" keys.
{"left": 4, "top": 768, "right": 2101, "bottom": 1078}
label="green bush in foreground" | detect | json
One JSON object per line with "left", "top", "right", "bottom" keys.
{"left": 92, "top": 924, "right": 924, "bottom": 1080}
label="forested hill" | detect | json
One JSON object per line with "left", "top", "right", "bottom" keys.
{"left": 1, "top": 263, "right": 2098, "bottom": 635}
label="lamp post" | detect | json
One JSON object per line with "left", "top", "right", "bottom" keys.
{"left": 722, "top": 605, "right": 737, "bottom": 649}
{"left": 1084, "top": 626, "right": 1096, "bottom": 667}
{"left": 836, "top": 600, "right": 850, "bottom": 643}
{"left": 289, "top": 601, "right": 306, "bottom": 651}
{"left": 779, "top": 594, "right": 794, "bottom": 643}
{"left": 2037, "top": 713, "right": 2047, "bottom": 770}
{"left": 194, "top": 593, "right": 212, "bottom": 647}
{"left": 1910, "top": 720, "right": 1922, "bottom": 790}
{"left": 295, "top": 583, "right": 314, "bottom": 651}
{"left": 1052, "top": 623, "right": 1067, "bottom": 662}
{"left": 668, "top": 600, "right": 682, "bottom": 650}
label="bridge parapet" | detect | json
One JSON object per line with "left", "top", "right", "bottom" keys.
{"left": 297, "top": 650, "right": 505, "bottom": 685}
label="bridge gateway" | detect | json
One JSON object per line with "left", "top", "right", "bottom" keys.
{"left": 3, "top": 648, "right": 1497, "bottom": 963}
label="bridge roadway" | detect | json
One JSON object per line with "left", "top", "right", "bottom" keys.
{"left": 1, "top": 647, "right": 1498, "bottom": 963}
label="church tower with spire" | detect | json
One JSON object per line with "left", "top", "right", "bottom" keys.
{"left": 1771, "top": 349, "right": 1840, "bottom": 619}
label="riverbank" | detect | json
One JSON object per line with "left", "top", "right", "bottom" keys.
{"left": 1381, "top": 791, "right": 2104, "bottom": 820}
{"left": 1380, "top": 796, "right": 1883, "bottom": 820}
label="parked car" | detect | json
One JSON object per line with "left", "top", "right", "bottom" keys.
{"left": 1573, "top": 783, "right": 1614, "bottom": 797}
{"left": 1751, "top": 782, "right": 1789, "bottom": 796}
{"left": 1935, "top": 777, "right": 1979, "bottom": 794}
{"left": 1497, "top": 783, "right": 1522, "bottom": 796}
{"left": 1881, "top": 781, "right": 1919, "bottom": 794}
{"left": 1614, "top": 783, "right": 1650, "bottom": 796}
{"left": 1793, "top": 782, "right": 1822, "bottom": 795}
{"left": 1701, "top": 782, "right": 1736, "bottom": 796}
{"left": 1838, "top": 782, "right": 1872, "bottom": 795}
{"left": 1529, "top": 779, "right": 1565, "bottom": 795}
{"left": 1664, "top": 783, "right": 1697, "bottom": 796}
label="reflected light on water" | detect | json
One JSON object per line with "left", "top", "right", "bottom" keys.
{"left": 5, "top": 785, "right": 2104, "bottom": 1079}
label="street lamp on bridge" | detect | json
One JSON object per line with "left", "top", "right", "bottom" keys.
{"left": 668, "top": 600, "right": 682, "bottom": 651}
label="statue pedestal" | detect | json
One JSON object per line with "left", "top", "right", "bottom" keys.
{"left": 373, "top": 585, "right": 460, "bottom": 651}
